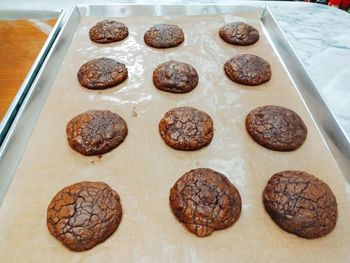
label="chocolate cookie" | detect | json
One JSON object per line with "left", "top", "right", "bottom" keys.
{"left": 47, "top": 181, "right": 122, "bottom": 251}
{"left": 219, "top": 22, "right": 259, "bottom": 46}
{"left": 66, "top": 110, "right": 128, "bottom": 156}
{"left": 224, "top": 54, "right": 271, "bottom": 86}
{"left": 77, "top": 58, "right": 128, "bottom": 89}
{"left": 245, "top": 105, "right": 307, "bottom": 151}
{"left": 144, "top": 24, "right": 184, "bottom": 48}
{"left": 159, "top": 107, "right": 213, "bottom": 151}
{"left": 89, "top": 20, "right": 128, "bottom": 44}
{"left": 263, "top": 170, "right": 338, "bottom": 239}
{"left": 169, "top": 168, "right": 242, "bottom": 237}
{"left": 153, "top": 60, "right": 198, "bottom": 93}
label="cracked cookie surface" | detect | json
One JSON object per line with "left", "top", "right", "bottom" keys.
{"left": 144, "top": 24, "right": 184, "bottom": 48}
{"left": 245, "top": 105, "right": 307, "bottom": 151}
{"left": 159, "top": 107, "right": 213, "bottom": 151}
{"left": 224, "top": 54, "right": 271, "bottom": 86}
{"left": 47, "top": 181, "right": 122, "bottom": 251}
{"left": 89, "top": 20, "right": 128, "bottom": 44}
{"left": 153, "top": 60, "right": 198, "bottom": 93}
{"left": 169, "top": 168, "right": 242, "bottom": 237}
{"left": 219, "top": 22, "right": 259, "bottom": 46}
{"left": 263, "top": 170, "right": 338, "bottom": 239}
{"left": 77, "top": 58, "right": 128, "bottom": 89}
{"left": 66, "top": 110, "right": 128, "bottom": 156}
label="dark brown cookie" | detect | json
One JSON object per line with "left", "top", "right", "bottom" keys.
{"left": 169, "top": 168, "right": 242, "bottom": 237}
{"left": 77, "top": 58, "right": 128, "bottom": 89}
{"left": 159, "top": 107, "right": 213, "bottom": 151}
{"left": 224, "top": 54, "right": 271, "bottom": 86}
{"left": 144, "top": 24, "right": 184, "bottom": 48}
{"left": 219, "top": 22, "right": 259, "bottom": 46}
{"left": 89, "top": 20, "right": 128, "bottom": 44}
{"left": 263, "top": 170, "right": 338, "bottom": 239}
{"left": 245, "top": 105, "right": 307, "bottom": 151}
{"left": 47, "top": 181, "right": 122, "bottom": 251}
{"left": 153, "top": 60, "right": 198, "bottom": 93}
{"left": 66, "top": 110, "right": 128, "bottom": 156}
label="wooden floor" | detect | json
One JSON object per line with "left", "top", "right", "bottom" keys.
{"left": 0, "top": 18, "right": 57, "bottom": 122}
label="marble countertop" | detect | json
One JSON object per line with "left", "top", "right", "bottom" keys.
{"left": 268, "top": 1, "right": 350, "bottom": 140}
{"left": 1, "top": 0, "right": 349, "bottom": 139}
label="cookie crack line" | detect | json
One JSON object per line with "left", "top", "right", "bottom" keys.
{"left": 159, "top": 107, "right": 214, "bottom": 151}
{"left": 168, "top": 118, "right": 199, "bottom": 141}
{"left": 66, "top": 110, "right": 128, "bottom": 156}
{"left": 144, "top": 24, "right": 184, "bottom": 48}
{"left": 153, "top": 60, "right": 198, "bottom": 94}
{"left": 170, "top": 168, "right": 241, "bottom": 237}
{"left": 224, "top": 54, "right": 271, "bottom": 86}
{"left": 263, "top": 170, "right": 338, "bottom": 239}
{"left": 77, "top": 58, "right": 128, "bottom": 90}
{"left": 89, "top": 20, "right": 128, "bottom": 44}
{"left": 219, "top": 22, "right": 260, "bottom": 46}
{"left": 47, "top": 181, "right": 123, "bottom": 251}
{"left": 246, "top": 105, "right": 307, "bottom": 151}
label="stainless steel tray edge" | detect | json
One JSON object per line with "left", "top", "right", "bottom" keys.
{"left": 0, "top": 10, "right": 65, "bottom": 145}
{"left": 76, "top": 4, "right": 265, "bottom": 17}
{"left": 0, "top": 7, "right": 77, "bottom": 203}
{"left": 260, "top": 7, "right": 350, "bottom": 176}
{"left": 0, "top": 4, "right": 348, "bottom": 206}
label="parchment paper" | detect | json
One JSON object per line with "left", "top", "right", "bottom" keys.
{"left": 0, "top": 11, "right": 349, "bottom": 263}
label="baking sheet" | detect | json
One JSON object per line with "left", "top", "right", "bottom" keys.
{"left": 0, "top": 9, "right": 349, "bottom": 263}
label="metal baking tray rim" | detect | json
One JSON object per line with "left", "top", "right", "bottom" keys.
{"left": 0, "top": 10, "right": 65, "bottom": 146}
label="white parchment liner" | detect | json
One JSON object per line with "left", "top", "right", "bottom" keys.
{"left": 0, "top": 11, "right": 349, "bottom": 263}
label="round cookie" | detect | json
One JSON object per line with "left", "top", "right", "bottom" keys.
{"left": 159, "top": 106, "right": 213, "bottom": 151}
{"left": 66, "top": 110, "right": 128, "bottom": 156}
{"left": 89, "top": 20, "right": 128, "bottom": 43}
{"left": 219, "top": 22, "right": 259, "bottom": 46}
{"left": 263, "top": 170, "right": 338, "bottom": 239}
{"left": 224, "top": 54, "right": 271, "bottom": 86}
{"left": 153, "top": 60, "right": 198, "bottom": 93}
{"left": 77, "top": 58, "right": 128, "bottom": 89}
{"left": 169, "top": 168, "right": 242, "bottom": 237}
{"left": 245, "top": 105, "right": 307, "bottom": 151}
{"left": 144, "top": 24, "right": 184, "bottom": 48}
{"left": 47, "top": 181, "right": 122, "bottom": 251}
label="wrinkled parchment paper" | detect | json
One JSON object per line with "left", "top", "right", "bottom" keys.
{"left": 0, "top": 11, "right": 349, "bottom": 263}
